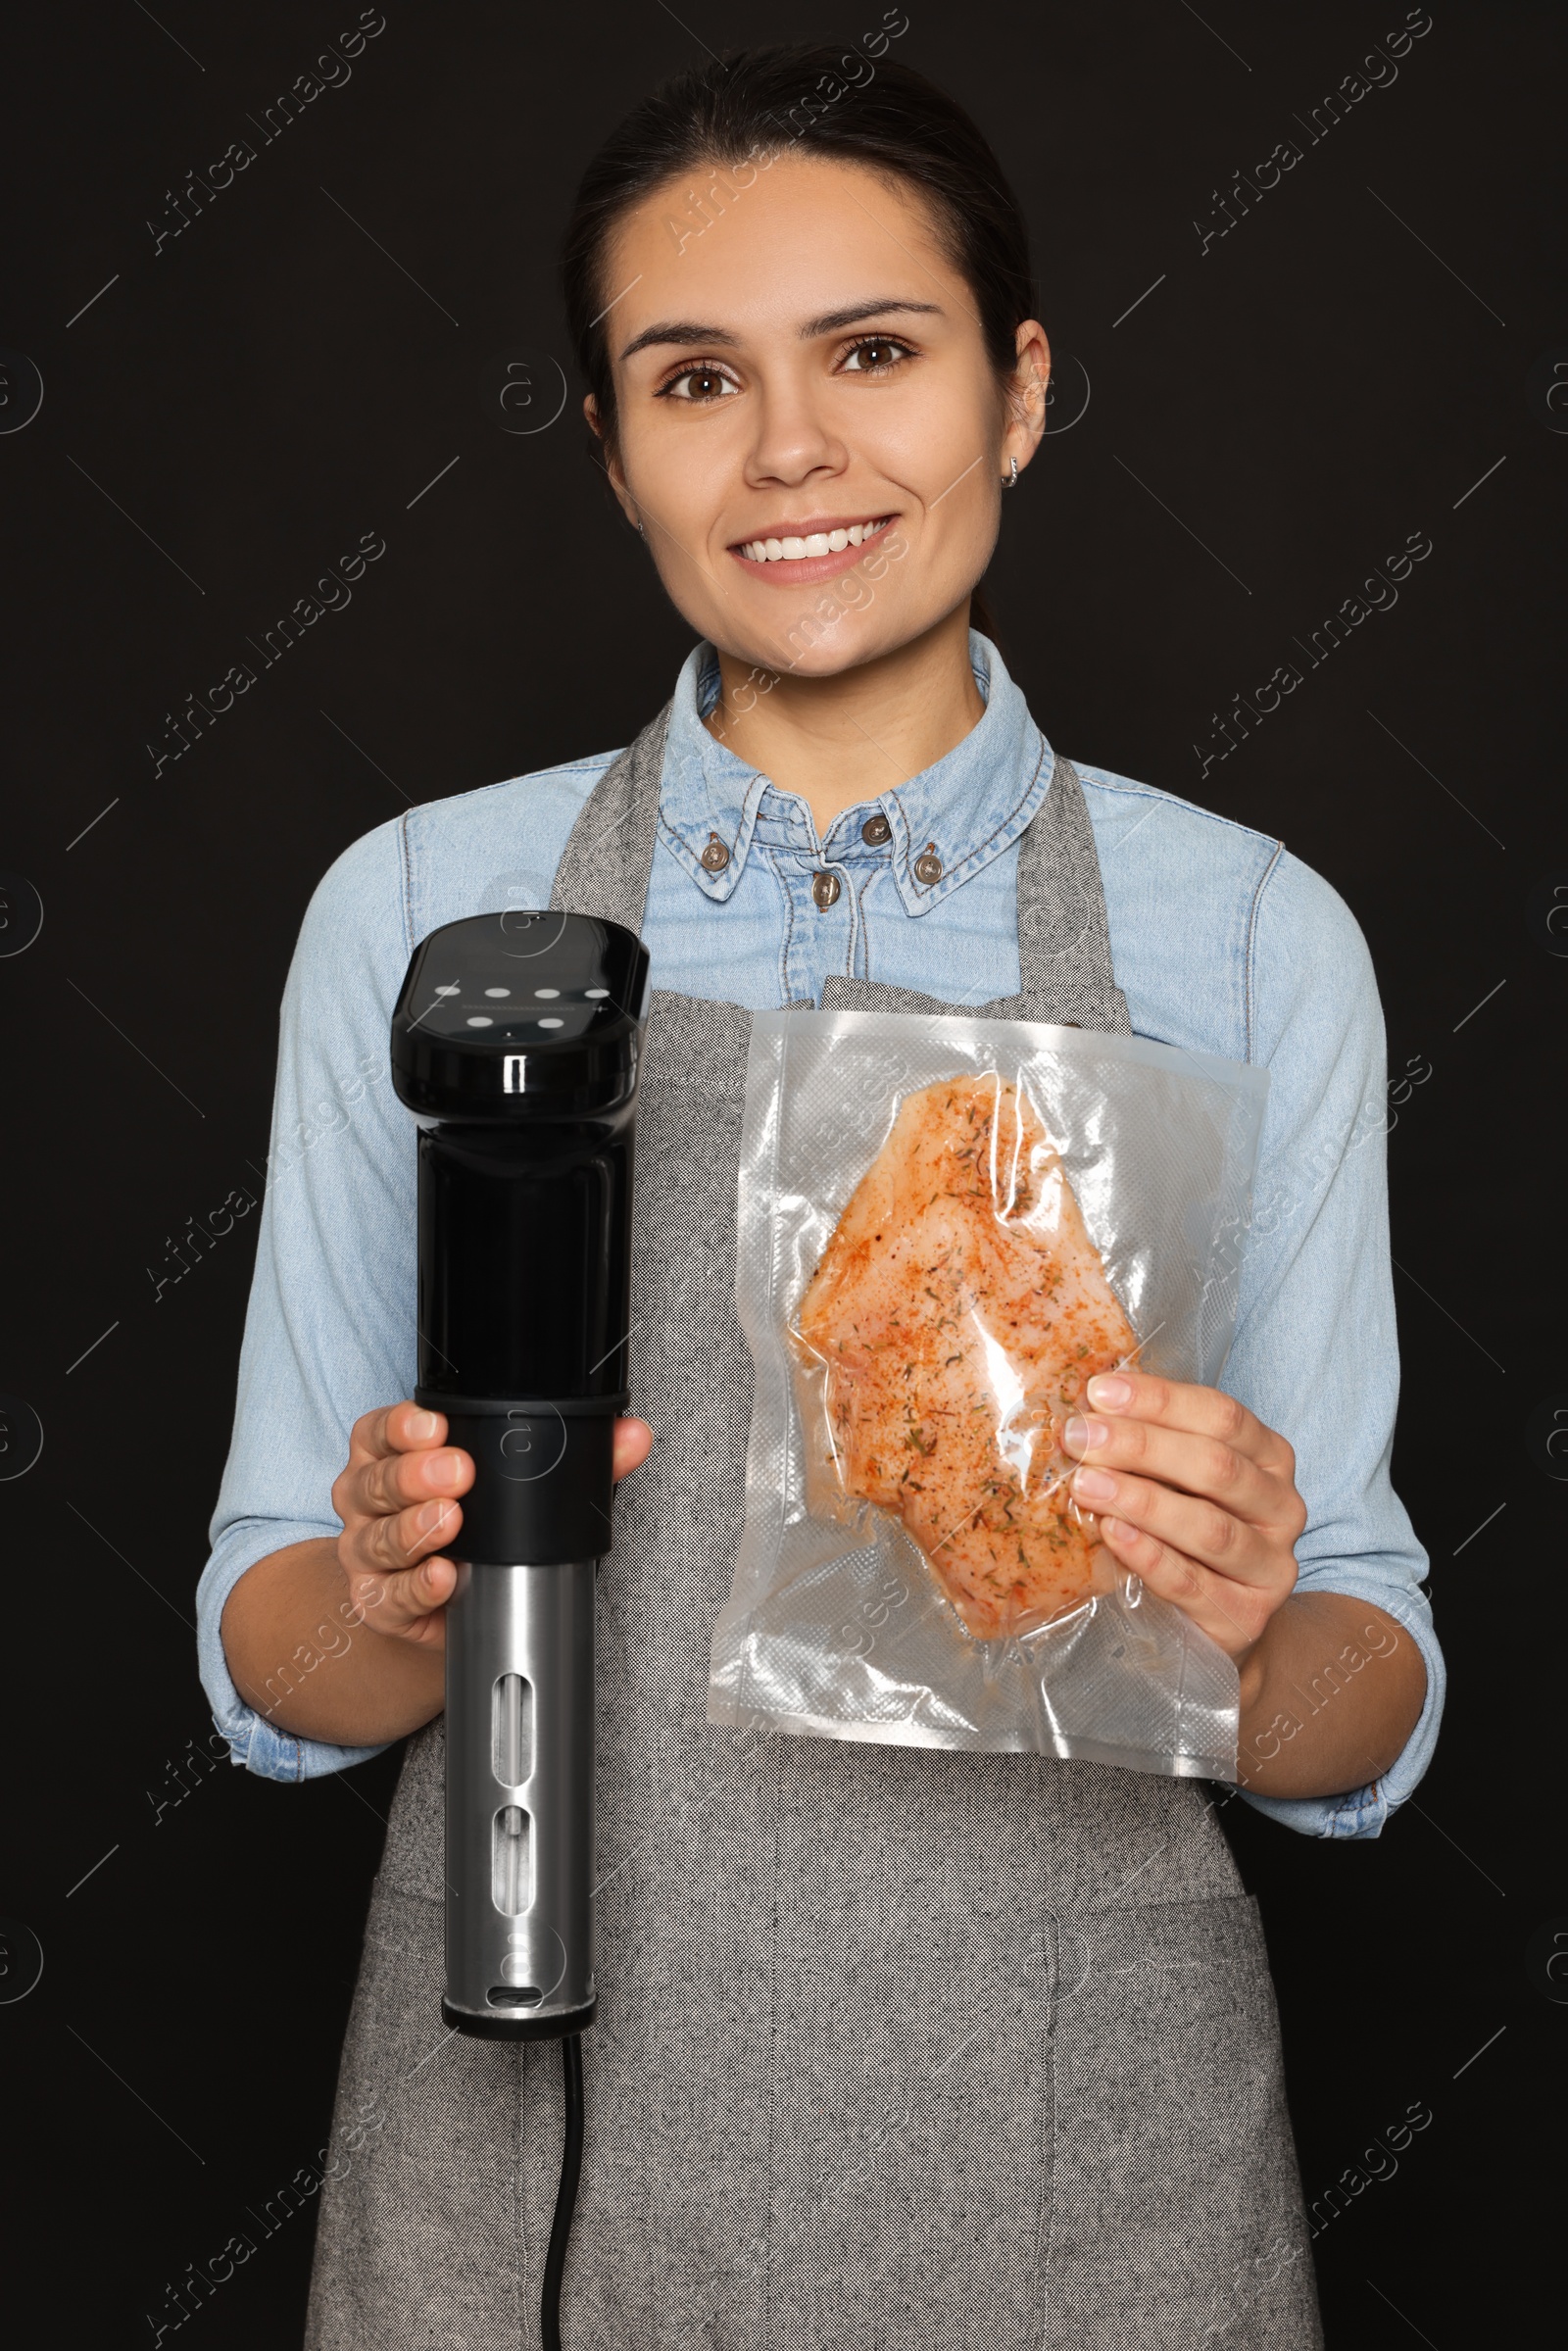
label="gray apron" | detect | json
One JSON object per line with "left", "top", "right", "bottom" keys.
{"left": 303, "top": 710, "right": 1322, "bottom": 2350}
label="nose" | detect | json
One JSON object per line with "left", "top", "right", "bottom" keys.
{"left": 744, "top": 371, "right": 849, "bottom": 490}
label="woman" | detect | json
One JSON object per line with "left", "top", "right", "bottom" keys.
{"left": 200, "top": 46, "right": 1444, "bottom": 2349}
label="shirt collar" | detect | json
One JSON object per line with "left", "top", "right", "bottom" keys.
{"left": 656, "top": 630, "right": 1054, "bottom": 914}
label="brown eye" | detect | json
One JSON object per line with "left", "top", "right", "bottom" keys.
{"left": 662, "top": 365, "right": 738, "bottom": 403}
{"left": 841, "top": 337, "right": 913, "bottom": 374}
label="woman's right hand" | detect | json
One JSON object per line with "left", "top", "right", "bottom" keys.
{"left": 332, "top": 1401, "right": 653, "bottom": 1650}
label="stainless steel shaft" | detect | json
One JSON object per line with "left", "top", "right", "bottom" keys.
{"left": 442, "top": 1558, "right": 597, "bottom": 2036}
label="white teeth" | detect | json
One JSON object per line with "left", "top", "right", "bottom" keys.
{"left": 742, "top": 518, "right": 888, "bottom": 562}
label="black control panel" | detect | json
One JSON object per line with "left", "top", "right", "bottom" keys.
{"left": 391, "top": 909, "right": 649, "bottom": 1118}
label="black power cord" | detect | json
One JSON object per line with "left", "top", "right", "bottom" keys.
{"left": 541, "top": 2032, "right": 585, "bottom": 2351}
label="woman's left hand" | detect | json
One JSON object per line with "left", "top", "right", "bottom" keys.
{"left": 1063, "top": 1370, "right": 1308, "bottom": 1670}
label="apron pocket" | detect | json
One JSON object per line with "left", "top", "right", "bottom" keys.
{"left": 303, "top": 1879, "right": 525, "bottom": 2351}
{"left": 1044, "top": 1892, "right": 1321, "bottom": 2350}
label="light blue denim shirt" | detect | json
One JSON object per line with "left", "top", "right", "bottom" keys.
{"left": 197, "top": 633, "right": 1444, "bottom": 1838}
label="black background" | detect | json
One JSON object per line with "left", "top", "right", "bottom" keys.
{"left": 2, "top": 3, "right": 1561, "bottom": 2343}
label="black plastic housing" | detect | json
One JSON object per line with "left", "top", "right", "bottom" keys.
{"left": 389, "top": 910, "right": 649, "bottom": 1565}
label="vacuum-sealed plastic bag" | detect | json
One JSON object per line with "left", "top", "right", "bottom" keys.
{"left": 708, "top": 1011, "right": 1270, "bottom": 1782}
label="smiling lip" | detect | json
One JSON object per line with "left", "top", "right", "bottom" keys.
{"left": 729, "top": 514, "right": 897, "bottom": 589}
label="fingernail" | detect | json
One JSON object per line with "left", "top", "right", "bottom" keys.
{"left": 1073, "top": 1467, "right": 1116, "bottom": 1503}
{"left": 416, "top": 1500, "right": 450, "bottom": 1537}
{"left": 1087, "top": 1375, "right": 1132, "bottom": 1410}
{"left": 410, "top": 1409, "right": 438, "bottom": 1442}
{"left": 430, "top": 1450, "right": 462, "bottom": 1489}
{"left": 1063, "top": 1416, "right": 1108, "bottom": 1455}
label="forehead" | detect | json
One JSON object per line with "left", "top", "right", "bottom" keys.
{"left": 604, "top": 153, "right": 960, "bottom": 348}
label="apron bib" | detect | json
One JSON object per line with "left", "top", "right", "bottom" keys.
{"left": 303, "top": 710, "right": 1323, "bottom": 2350}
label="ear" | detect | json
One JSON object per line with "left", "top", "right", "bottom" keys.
{"left": 584, "top": 394, "right": 641, "bottom": 530}
{"left": 1004, "top": 322, "right": 1051, "bottom": 481}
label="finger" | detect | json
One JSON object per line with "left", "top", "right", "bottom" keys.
{"left": 346, "top": 1549, "right": 460, "bottom": 1641}
{"left": 355, "top": 1443, "right": 473, "bottom": 1523}
{"left": 352, "top": 1491, "right": 466, "bottom": 1580}
{"left": 1085, "top": 1371, "right": 1278, "bottom": 1464}
{"left": 1062, "top": 1411, "right": 1275, "bottom": 1526}
{"left": 348, "top": 1399, "right": 446, "bottom": 1466}
{"left": 385, "top": 1400, "right": 449, "bottom": 1452}
{"left": 612, "top": 1417, "right": 654, "bottom": 1481}
{"left": 1096, "top": 1516, "right": 1275, "bottom": 1658}
{"left": 1073, "top": 1465, "right": 1273, "bottom": 1585}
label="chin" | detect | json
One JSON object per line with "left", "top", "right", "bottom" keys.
{"left": 763, "top": 638, "right": 880, "bottom": 681}
{"left": 728, "top": 606, "right": 919, "bottom": 683}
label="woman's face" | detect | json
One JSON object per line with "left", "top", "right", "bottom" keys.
{"left": 592, "top": 152, "right": 1048, "bottom": 679}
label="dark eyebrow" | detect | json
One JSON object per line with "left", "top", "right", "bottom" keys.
{"left": 800, "top": 298, "right": 943, "bottom": 337}
{"left": 618, "top": 319, "right": 743, "bottom": 363}
{"left": 617, "top": 299, "right": 943, "bottom": 365}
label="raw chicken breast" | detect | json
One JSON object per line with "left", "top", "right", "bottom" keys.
{"left": 794, "top": 1073, "right": 1140, "bottom": 1640}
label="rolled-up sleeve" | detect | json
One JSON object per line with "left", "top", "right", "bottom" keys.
{"left": 1223, "top": 852, "right": 1445, "bottom": 1838}
{"left": 195, "top": 816, "right": 418, "bottom": 1780}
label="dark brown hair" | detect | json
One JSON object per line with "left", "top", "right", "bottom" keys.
{"left": 559, "top": 44, "right": 1039, "bottom": 640}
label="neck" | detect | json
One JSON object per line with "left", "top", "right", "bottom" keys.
{"left": 702, "top": 602, "right": 987, "bottom": 842}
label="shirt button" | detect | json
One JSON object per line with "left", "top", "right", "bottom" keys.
{"left": 700, "top": 834, "right": 730, "bottom": 872}
{"left": 860, "top": 812, "right": 892, "bottom": 846}
{"left": 913, "top": 844, "right": 944, "bottom": 885}
{"left": 811, "top": 870, "right": 842, "bottom": 910}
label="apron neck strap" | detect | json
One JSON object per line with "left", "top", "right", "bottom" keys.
{"left": 549, "top": 702, "right": 672, "bottom": 933}
{"left": 1011, "top": 748, "right": 1132, "bottom": 1033}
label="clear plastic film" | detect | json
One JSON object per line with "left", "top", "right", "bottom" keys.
{"left": 708, "top": 1012, "right": 1270, "bottom": 1782}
